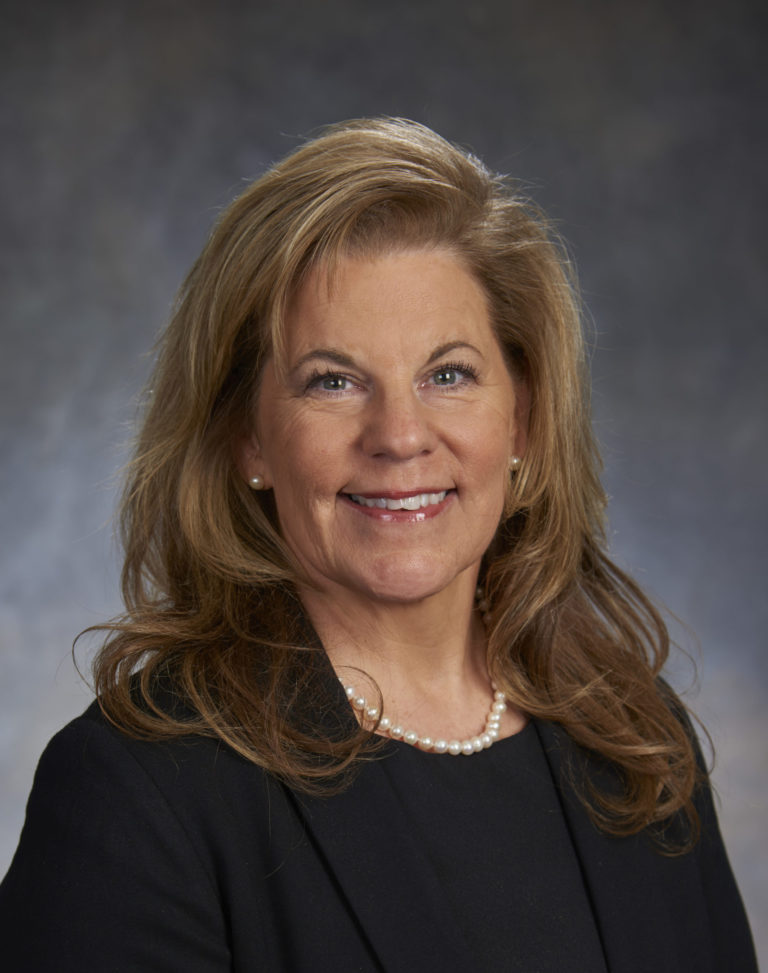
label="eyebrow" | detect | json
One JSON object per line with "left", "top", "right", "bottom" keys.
{"left": 290, "top": 348, "right": 358, "bottom": 374}
{"left": 290, "top": 340, "right": 485, "bottom": 374}
{"left": 426, "top": 340, "right": 484, "bottom": 364}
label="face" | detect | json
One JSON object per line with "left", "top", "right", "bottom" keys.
{"left": 241, "top": 249, "right": 527, "bottom": 606}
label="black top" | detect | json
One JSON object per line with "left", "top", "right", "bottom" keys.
{"left": 0, "top": 697, "right": 758, "bottom": 971}
{"left": 382, "top": 725, "right": 608, "bottom": 972}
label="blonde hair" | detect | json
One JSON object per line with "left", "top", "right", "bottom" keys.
{"left": 92, "top": 118, "right": 700, "bottom": 844}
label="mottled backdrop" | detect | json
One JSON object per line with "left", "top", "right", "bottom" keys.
{"left": 2, "top": 0, "right": 766, "bottom": 962}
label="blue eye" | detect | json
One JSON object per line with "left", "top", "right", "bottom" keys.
{"left": 434, "top": 368, "right": 460, "bottom": 385}
{"left": 431, "top": 361, "right": 478, "bottom": 387}
{"left": 304, "top": 370, "right": 352, "bottom": 394}
{"left": 320, "top": 374, "right": 348, "bottom": 391}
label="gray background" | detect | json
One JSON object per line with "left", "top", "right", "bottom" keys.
{"left": 2, "top": 0, "right": 766, "bottom": 963}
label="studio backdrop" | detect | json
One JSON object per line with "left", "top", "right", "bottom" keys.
{"left": 1, "top": 0, "right": 765, "bottom": 962}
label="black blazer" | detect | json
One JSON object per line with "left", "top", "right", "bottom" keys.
{"left": 0, "top": 699, "right": 757, "bottom": 972}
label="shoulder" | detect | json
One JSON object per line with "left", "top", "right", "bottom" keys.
{"left": 29, "top": 700, "right": 285, "bottom": 837}
{"left": 0, "top": 702, "right": 301, "bottom": 971}
{"left": 6, "top": 701, "right": 275, "bottom": 881}
{"left": 532, "top": 712, "right": 758, "bottom": 971}
{"left": 32, "top": 700, "right": 217, "bottom": 789}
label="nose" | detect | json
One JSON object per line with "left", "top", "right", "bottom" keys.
{"left": 359, "top": 388, "right": 437, "bottom": 460}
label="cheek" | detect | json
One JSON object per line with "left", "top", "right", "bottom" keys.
{"left": 459, "top": 404, "right": 515, "bottom": 469}
{"left": 265, "top": 414, "right": 347, "bottom": 501}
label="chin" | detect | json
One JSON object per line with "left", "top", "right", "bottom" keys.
{"left": 346, "top": 556, "right": 473, "bottom": 605}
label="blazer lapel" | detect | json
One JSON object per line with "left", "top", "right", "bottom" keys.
{"left": 282, "top": 652, "right": 477, "bottom": 972}
{"left": 534, "top": 720, "right": 693, "bottom": 973}
{"left": 291, "top": 752, "right": 478, "bottom": 973}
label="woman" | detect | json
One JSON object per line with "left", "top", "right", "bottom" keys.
{"left": 0, "top": 118, "right": 757, "bottom": 971}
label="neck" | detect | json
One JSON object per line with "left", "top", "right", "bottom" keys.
{"left": 298, "top": 572, "right": 519, "bottom": 742}
{"left": 299, "top": 572, "right": 485, "bottom": 691}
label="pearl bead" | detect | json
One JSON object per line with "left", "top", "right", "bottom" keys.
{"left": 419, "top": 737, "right": 433, "bottom": 750}
{"left": 390, "top": 725, "right": 404, "bottom": 739}
{"left": 404, "top": 730, "right": 419, "bottom": 745}
{"left": 434, "top": 740, "right": 448, "bottom": 753}
{"left": 354, "top": 697, "right": 366, "bottom": 710}
{"left": 461, "top": 741, "right": 475, "bottom": 755}
{"left": 365, "top": 706, "right": 379, "bottom": 720}
{"left": 379, "top": 716, "right": 391, "bottom": 731}
{"left": 448, "top": 741, "right": 462, "bottom": 755}
{"left": 491, "top": 700, "right": 507, "bottom": 715}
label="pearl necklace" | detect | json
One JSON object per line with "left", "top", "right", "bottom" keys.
{"left": 341, "top": 678, "right": 508, "bottom": 756}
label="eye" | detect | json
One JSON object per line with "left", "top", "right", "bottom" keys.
{"left": 304, "top": 370, "right": 353, "bottom": 394}
{"left": 430, "top": 361, "right": 479, "bottom": 387}
{"left": 319, "top": 373, "right": 348, "bottom": 391}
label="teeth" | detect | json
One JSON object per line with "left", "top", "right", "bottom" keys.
{"left": 349, "top": 491, "right": 447, "bottom": 510}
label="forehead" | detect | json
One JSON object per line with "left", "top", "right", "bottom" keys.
{"left": 282, "top": 249, "right": 495, "bottom": 359}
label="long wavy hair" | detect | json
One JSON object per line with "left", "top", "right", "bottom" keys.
{"left": 91, "top": 117, "right": 701, "bottom": 845}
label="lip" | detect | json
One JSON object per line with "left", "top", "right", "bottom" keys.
{"left": 340, "top": 488, "right": 455, "bottom": 522}
{"left": 350, "top": 489, "right": 448, "bottom": 500}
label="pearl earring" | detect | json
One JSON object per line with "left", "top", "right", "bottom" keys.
{"left": 248, "top": 474, "right": 266, "bottom": 490}
{"left": 509, "top": 456, "right": 521, "bottom": 471}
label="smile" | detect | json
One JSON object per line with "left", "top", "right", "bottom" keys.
{"left": 347, "top": 490, "right": 448, "bottom": 511}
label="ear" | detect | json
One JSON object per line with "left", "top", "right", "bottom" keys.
{"left": 236, "top": 428, "right": 272, "bottom": 490}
